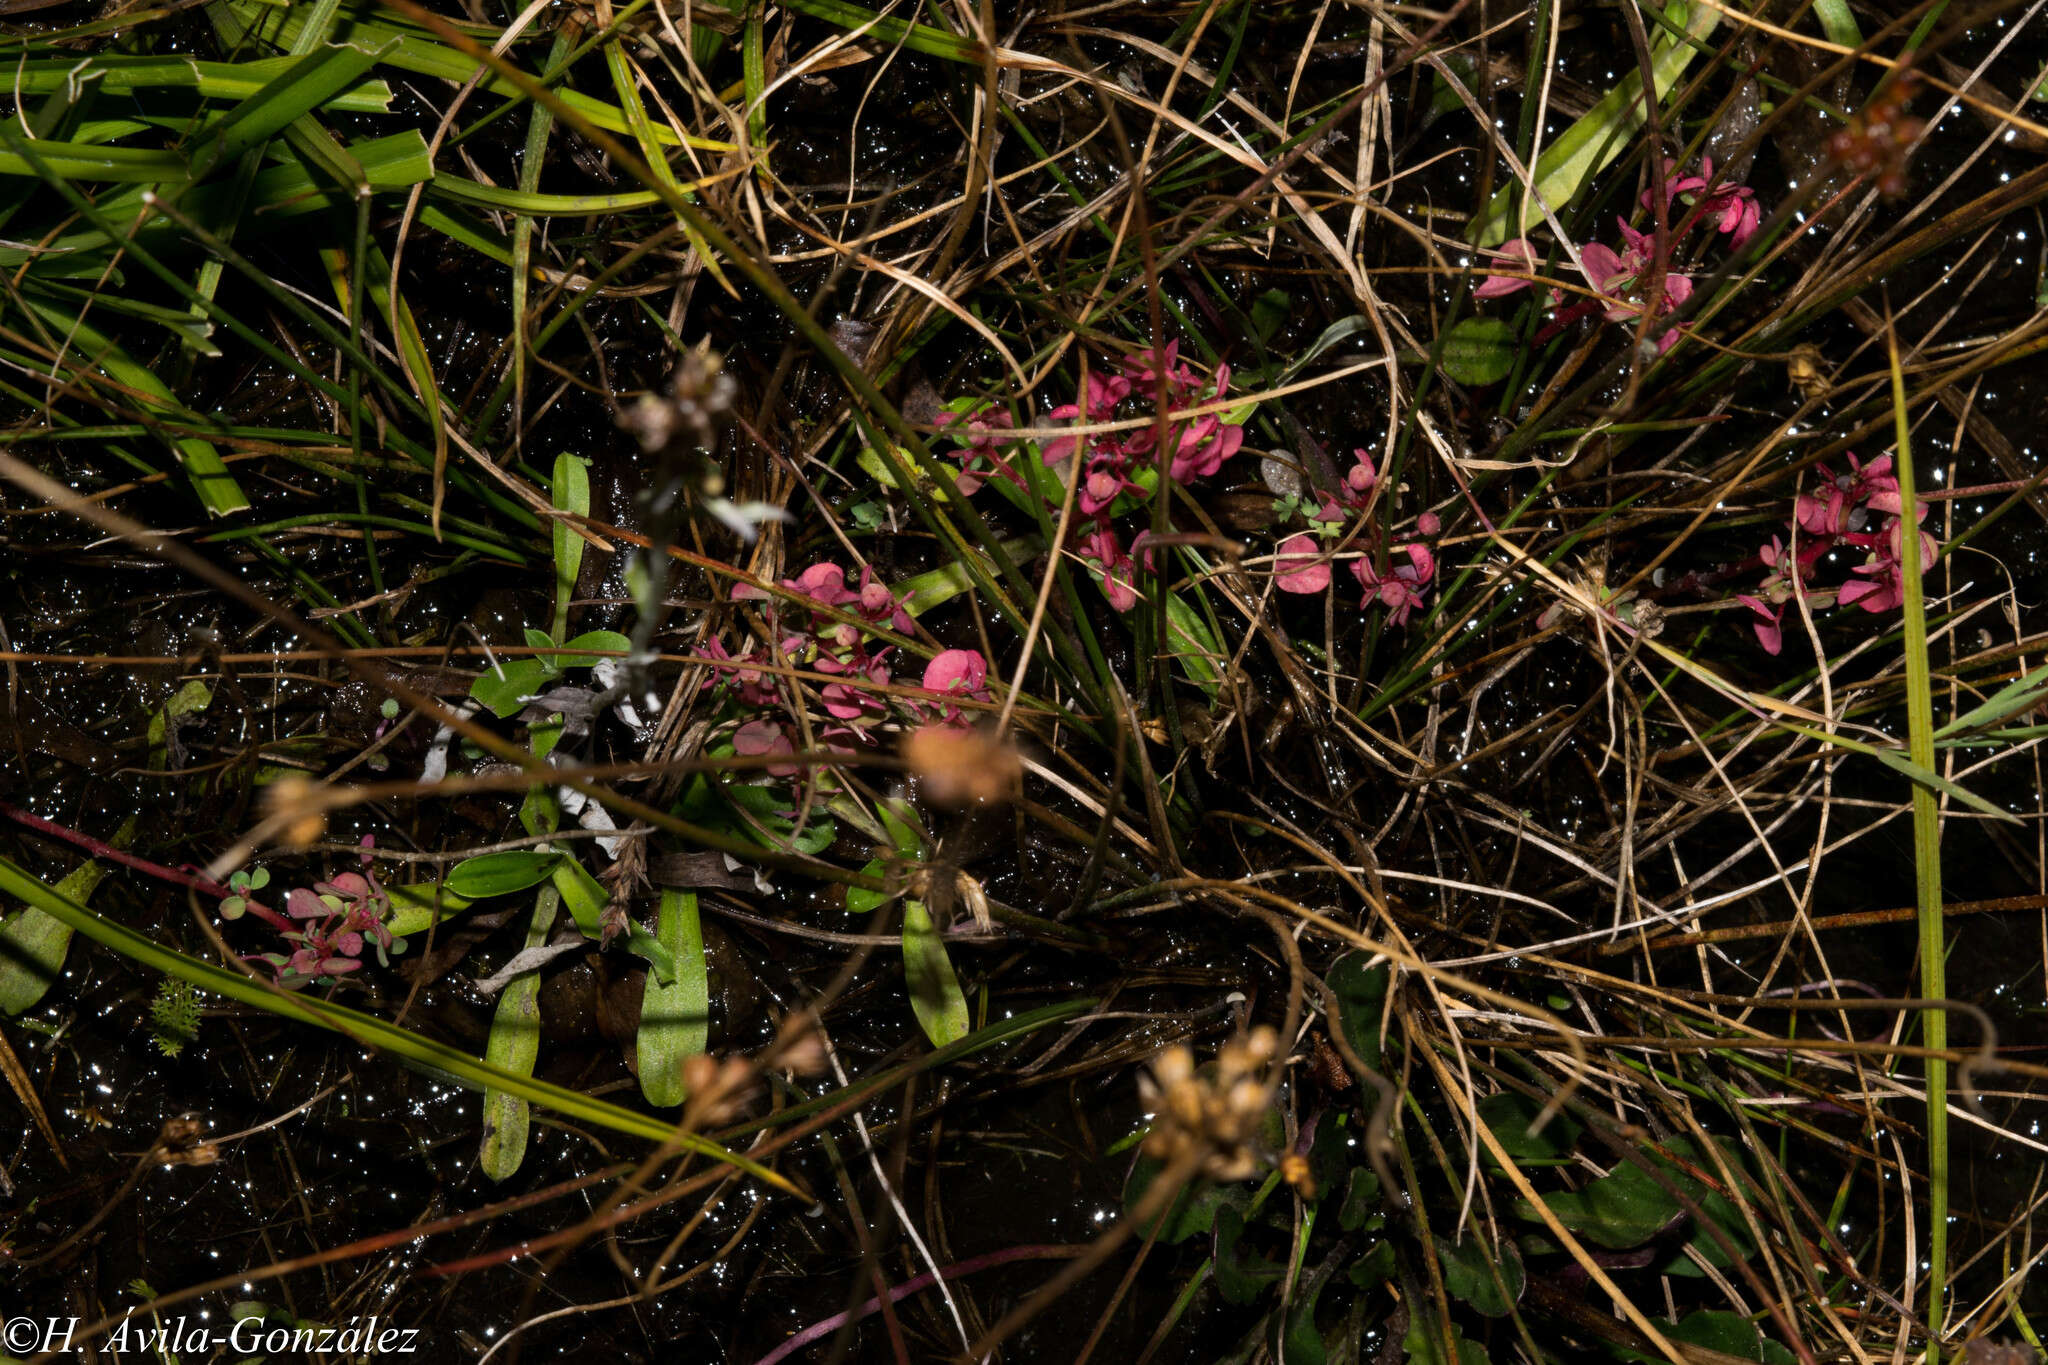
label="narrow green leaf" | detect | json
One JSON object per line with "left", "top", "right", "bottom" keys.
{"left": 1891, "top": 332, "right": 1948, "bottom": 1331}
{"left": 444, "top": 850, "right": 562, "bottom": 899}
{"left": 551, "top": 453, "right": 590, "bottom": 642}
{"left": 552, "top": 855, "right": 610, "bottom": 938}
{"left": 637, "top": 890, "right": 709, "bottom": 1107}
{"left": 0, "top": 138, "right": 187, "bottom": 182}
{"left": 1933, "top": 659, "right": 2048, "bottom": 738}
{"left": 1469, "top": 0, "right": 1720, "bottom": 246}
{"left": 428, "top": 173, "right": 666, "bottom": 215}
{"left": 479, "top": 882, "right": 556, "bottom": 1181}
{"left": 0, "top": 853, "right": 797, "bottom": 1192}
{"left": 183, "top": 42, "right": 388, "bottom": 178}
{"left": 0, "top": 834, "right": 123, "bottom": 1015}
{"left": 15, "top": 298, "right": 247, "bottom": 515}
{"left": 5, "top": 55, "right": 394, "bottom": 111}
{"left": 901, "top": 899, "right": 970, "bottom": 1047}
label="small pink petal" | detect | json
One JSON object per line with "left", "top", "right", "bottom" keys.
{"left": 923, "top": 649, "right": 988, "bottom": 696}
{"left": 1273, "top": 534, "right": 1332, "bottom": 594}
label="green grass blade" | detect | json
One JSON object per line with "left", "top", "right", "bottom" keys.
{"left": 182, "top": 41, "right": 388, "bottom": 178}
{"left": 1891, "top": 333, "right": 1948, "bottom": 1349}
{"left": 1469, "top": 0, "right": 1720, "bottom": 246}
{"left": 5, "top": 55, "right": 394, "bottom": 111}
{"left": 16, "top": 296, "right": 248, "bottom": 515}
{"left": 0, "top": 826, "right": 128, "bottom": 1015}
{"left": 0, "top": 853, "right": 799, "bottom": 1194}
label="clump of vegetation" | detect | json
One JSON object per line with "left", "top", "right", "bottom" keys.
{"left": 5, "top": 0, "right": 2048, "bottom": 1361}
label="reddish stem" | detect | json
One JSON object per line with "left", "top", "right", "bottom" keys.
{"left": 748, "top": 1244, "right": 1087, "bottom": 1365}
{"left": 0, "top": 803, "right": 292, "bottom": 930}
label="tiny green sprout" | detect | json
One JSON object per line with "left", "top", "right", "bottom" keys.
{"left": 218, "top": 867, "right": 268, "bottom": 920}
{"left": 150, "top": 977, "right": 201, "bottom": 1057}
{"left": 848, "top": 500, "right": 886, "bottom": 531}
{"left": 380, "top": 697, "right": 401, "bottom": 720}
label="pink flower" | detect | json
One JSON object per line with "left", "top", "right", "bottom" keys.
{"left": 1043, "top": 372, "right": 1132, "bottom": 464}
{"left": 938, "top": 405, "right": 1019, "bottom": 495}
{"left": 1475, "top": 239, "right": 1543, "bottom": 298}
{"left": 815, "top": 648, "right": 894, "bottom": 722}
{"left": 1347, "top": 453, "right": 1378, "bottom": 494}
{"left": 1350, "top": 543, "right": 1437, "bottom": 627}
{"left": 1643, "top": 157, "right": 1762, "bottom": 250}
{"left": 1735, "top": 594, "right": 1784, "bottom": 654}
{"left": 1168, "top": 412, "right": 1244, "bottom": 483}
{"left": 924, "top": 649, "right": 988, "bottom": 696}
{"left": 1837, "top": 562, "right": 1904, "bottom": 614}
{"left": 1274, "top": 533, "right": 1332, "bottom": 594}
{"left": 733, "top": 718, "right": 802, "bottom": 777}
{"left": 919, "top": 649, "right": 992, "bottom": 726}
{"left": 1079, "top": 527, "right": 1141, "bottom": 612}
{"left": 789, "top": 563, "right": 857, "bottom": 608}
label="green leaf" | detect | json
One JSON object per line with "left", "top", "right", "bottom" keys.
{"left": 469, "top": 657, "right": 552, "bottom": 717}
{"left": 1866, "top": 747, "right": 2017, "bottom": 824}
{"left": 1211, "top": 1205, "right": 1283, "bottom": 1305}
{"left": 1401, "top": 1316, "right": 1488, "bottom": 1365}
{"left": 1616, "top": 1311, "right": 1794, "bottom": 1365}
{"left": 1520, "top": 1161, "right": 1680, "bottom": 1250}
{"left": 1477, "top": 1092, "right": 1581, "bottom": 1167}
{"left": 1469, "top": 0, "right": 1720, "bottom": 246}
{"left": 1123, "top": 1158, "right": 1248, "bottom": 1245}
{"left": 13, "top": 298, "right": 248, "bottom": 516}
{"left": 551, "top": 856, "right": 610, "bottom": 939}
{"left": 637, "top": 890, "right": 709, "bottom": 1108}
{"left": 1250, "top": 288, "right": 1291, "bottom": 343}
{"left": 1436, "top": 1231, "right": 1525, "bottom": 1317}
{"left": 1934, "top": 658, "right": 2048, "bottom": 738}
{"left": 444, "top": 850, "right": 562, "bottom": 900}
{"left": 901, "top": 899, "right": 969, "bottom": 1047}
{"left": 6, "top": 54, "right": 393, "bottom": 110}
{"left": 1162, "top": 578, "right": 1225, "bottom": 696}
{"left": 1513, "top": 1138, "right": 1754, "bottom": 1271}
{"left": 1338, "top": 1167, "right": 1383, "bottom": 1232}
{"left": 383, "top": 884, "right": 476, "bottom": 938}
{"left": 146, "top": 680, "right": 214, "bottom": 767}
{"left": 550, "top": 453, "right": 590, "bottom": 642}
{"left": 845, "top": 857, "right": 896, "bottom": 916}
{"left": 479, "top": 882, "right": 555, "bottom": 1181}
{"left": 182, "top": 42, "right": 389, "bottom": 178}
{"left": 0, "top": 841, "right": 116, "bottom": 1015}
{"left": 1438, "top": 317, "right": 1519, "bottom": 387}
{"left": 551, "top": 629, "right": 631, "bottom": 669}
{"left": 1327, "top": 953, "right": 1389, "bottom": 1069}
{"left": 1279, "top": 1269, "right": 1331, "bottom": 1365}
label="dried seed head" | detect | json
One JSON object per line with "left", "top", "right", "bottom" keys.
{"left": 1138, "top": 1027, "right": 1282, "bottom": 1182}
{"left": 904, "top": 725, "right": 1022, "bottom": 808}
{"left": 619, "top": 340, "right": 737, "bottom": 457}
{"left": 265, "top": 776, "right": 329, "bottom": 849}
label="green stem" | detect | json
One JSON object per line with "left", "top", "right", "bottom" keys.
{"left": 1891, "top": 332, "right": 1946, "bottom": 1355}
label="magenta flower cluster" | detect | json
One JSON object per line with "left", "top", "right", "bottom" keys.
{"left": 1734, "top": 452, "right": 1938, "bottom": 655}
{"left": 714, "top": 563, "right": 993, "bottom": 771}
{"left": 1477, "top": 157, "right": 1760, "bottom": 356}
{"left": 1271, "top": 451, "right": 1443, "bottom": 627}
{"left": 242, "top": 838, "right": 404, "bottom": 988}
{"left": 941, "top": 342, "right": 1247, "bottom": 611}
